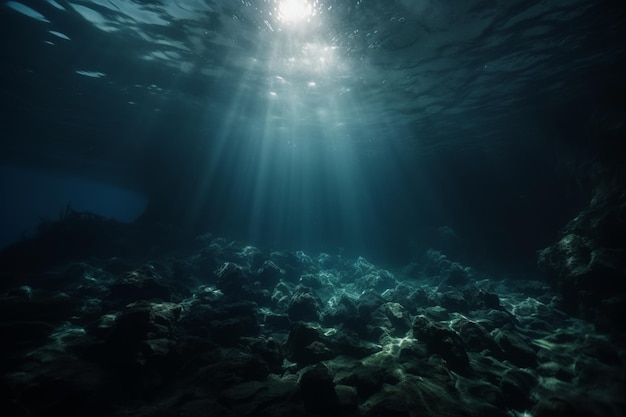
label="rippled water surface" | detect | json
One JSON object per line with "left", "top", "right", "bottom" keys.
{"left": 3, "top": 1, "right": 623, "bottom": 153}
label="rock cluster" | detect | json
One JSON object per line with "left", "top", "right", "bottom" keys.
{"left": 1, "top": 233, "right": 624, "bottom": 417}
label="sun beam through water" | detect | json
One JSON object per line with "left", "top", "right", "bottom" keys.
{"left": 277, "top": 0, "right": 313, "bottom": 24}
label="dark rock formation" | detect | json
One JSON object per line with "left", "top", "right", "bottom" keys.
{"left": 107, "top": 264, "right": 172, "bottom": 307}
{"left": 299, "top": 364, "right": 339, "bottom": 415}
{"left": 538, "top": 88, "right": 626, "bottom": 333}
{"left": 1, "top": 231, "right": 624, "bottom": 417}
{"left": 287, "top": 286, "right": 323, "bottom": 322}
{"left": 493, "top": 330, "right": 537, "bottom": 368}
{"left": 412, "top": 315, "right": 471, "bottom": 375}
{"left": 285, "top": 323, "right": 333, "bottom": 365}
{"left": 343, "top": 366, "right": 385, "bottom": 399}
{"left": 499, "top": 368, "right": 537, "bottom": 410}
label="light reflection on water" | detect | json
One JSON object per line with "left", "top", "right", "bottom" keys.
{"left": 3, "top": 0, "right": 620, "bottom": 150}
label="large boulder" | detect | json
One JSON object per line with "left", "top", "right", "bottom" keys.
{"left": 285, "top": 323, "right": 334, "bottom": 365}
{"left": 299, "top": 364, "right": 339, "bottom": 415}
{"left": 412, "top": 315, "right": 470, "bottom": 375}
{"left": 538, "top": 181, "right": 626, "bottom": 331}
{"left": 287, "top": 286, "right": 323, "bottom": 322}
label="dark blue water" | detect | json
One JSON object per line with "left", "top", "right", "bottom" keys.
{"left": 0, "top": 164, "right": 146, "bottom": 248}
{"left": 1, "top": 0, "right": 624, "bottom": 268}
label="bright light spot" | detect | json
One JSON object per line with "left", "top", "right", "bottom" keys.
{"left": 278, "top": 0, "right": 312, "bottom": 23}
{"left": 46, "top": 0, "right": 65, "bottom": 11}
{"left": 75, "top": 70, "right": 106, "bottom": 78}
{"left": 6, "top": 1, "right": 49, "bottom": 23}
{"left": 49, "top": 30, "right": 70, "bottom": 40}
{"left": 308, "top": 81, "right": 316, "bottom": 87}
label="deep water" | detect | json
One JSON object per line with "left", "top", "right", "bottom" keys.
{"left": 1, "top": 1, "right": 625, "bottom": 416}
{"left": 2, "top": 0, "right": 621, "bottom": 268}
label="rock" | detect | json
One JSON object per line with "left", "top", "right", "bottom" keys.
{"left": 215, "top": 262, "right": 263, "bottom": 301}
{"left": 285, "top": 323, "right": 333, "bottom": 365}
{"left": 300, "top": 364, "right": 339, "bottom": 415}
{"left": 107, "top": 264, "right": 172, "bottom": 307}
{"left": 1, "top": 289, "right": 81, "bottom": 325}
{"left": 357, "top": 290, "right": 386, "bottom": 319}
{"left": 103, "top": 257, "right": 137, "bottom": 275}
{"left": 442, "top": 262, "right": 471, "bottom": 286}
{"left": 250, "top": 250, "right": 268, "bottom": 271}
{"left": 105, "top": 300, "right": 181, "bottom": 367}
{"left": 7, "top": 285, "right": 33, "bottom": 299}
{"left": 412, "top": 315, "right": 470, "bottom": 374}
{"left": 0, "top": 321, "right": 55, "bottom": 359}
{"left": 90, "top": 301, "right": 183, "bottom": 397}
{"left": 398, "top": 340, "right": 428, "bottom": 362}
{"left": 362, "top": 376, "right": 465, "bottom": 417}
{"left": 368, "top": 306, "right": 392, "bottom": 338}
{"left": 439, "top": 291, "right": 469, "bottom": 312}
{"left": 479, "top": 290, "right": 502, "bottom": 309}
{"left": 271, "top": 282, "right": 293, "bottom": 310}
{"left": 306, "top": 340, "right": 334, "bottom": 359}
{"left": 460, "top": 379, "right": 505, "bottom": 409}
{"left": 384, "top": 282, "right": 415, "bottom": 307}
{"left": 481, "top": 309, "right": 517, "bottom": 331}
{"left": 299, "top": 273, "right": 324, "bottom": 289}
{"left": 218, "top": 374, "right": 298, "bottom": 416}
{"left": 177, "top": 398, "right": 231, "bottom": 417}
{"left": 13, "top": 375, "right": 96, "bottom": 416}
{"left": 193, "top": 349, "right": 271, "bottom": 388}
{"left": 287, "top": 286, "right": 323, "bottom": 322}
{"left": 177, "top": 303, "right": 215, "bottom": 337}
{"left": 421, "top": 305, "right": 450, "bottom": 321}
{"left": 234, "top": 245, "right": 263, "bottom": 267}
{"left": 264, "top": 313, "right": 291, "bottom": 332}
{"left": 598, "top": 294, "right": 626, "bottom": 331}
{"left": 242, "top": 337, "right": 284, "bottom": 373}
{"left": 499, "top": 368, "right": 537, "bottom": 410}
{"left": 335, "top": 384, "right": 358, "bottom": 414}
{"left": 537, "top": 179, "right": 626, "bottom": 331}
{"left": 217, "top": 379, "right": 264, "bottom": 407}
{"left": 218, "top": 300, "right": 259, "bottom": 321}
{"left": 343, "top": 366, "right": 385, "bottom": 399}
{"left": 370, "top": 302, "right": 411, "bottom": 337}
{"left": 451, "top": 318, "right": 502, "bottom": 358}
{"left": 178, "top": 299, "right": 261, "bottom": 345}
{"left": 580, "top": 335, "right": 621, "bottom": 366}
{"left": 256, "top": 260, "right": 284, "bottom": 289}
{"left": 270, "top": 251, "right": 303, "bottom": 283}
{"left": 494, "top": 330, "right": 537, "bottom": 368}
{"left": 363, "top": 397, "right": 411, "bottom": 417}
{"left": 533, "top": 396, "right": 600, "bottom": 417}
{"left": 331, "top": 330, "right": 382, "bottom": 358}
{"left": 323, "top": 293, "right": 360, "bottom": 328}
{"left": 353, "top": 256, "right": 377, "bottom": 275}
{"left": 358, "top": 269, "right": 398, "bottom": 292}
{"left": 210, "top": 301, "right": 261, "bottom": 339}
{"left": 536, "top": 361, "right": 574, "bottom": 381}
{"left": 210, "top": 317, "right": 256, "bottom": 345}
{"left": 408, "top": 287, "right": 430, "bottom": 307}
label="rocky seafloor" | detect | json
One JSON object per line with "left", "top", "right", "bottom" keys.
{"left": 1, "top": 225, "right": 625, "bottom": 417}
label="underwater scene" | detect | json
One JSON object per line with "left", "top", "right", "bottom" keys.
{"left": 1, "top": 0, "right": 625, "bottom": 416}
